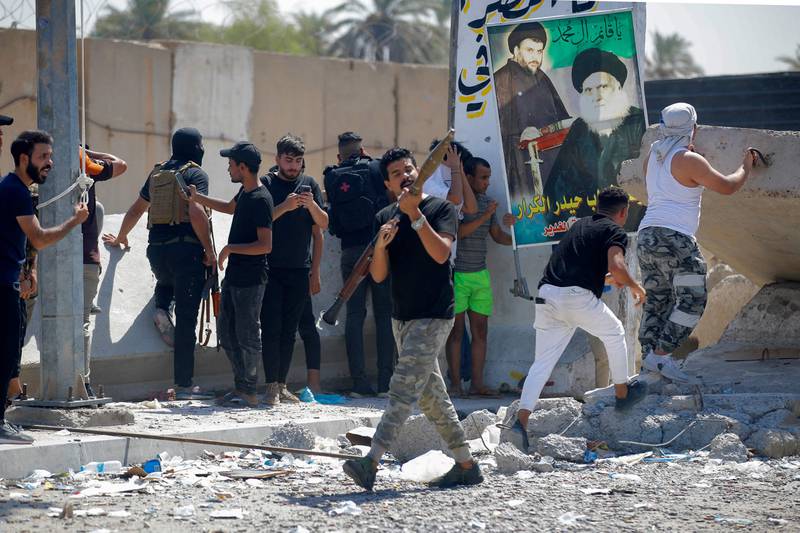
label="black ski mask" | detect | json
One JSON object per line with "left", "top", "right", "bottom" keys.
{"left": 171, "top": 127, "right": 205, "bottom": 166}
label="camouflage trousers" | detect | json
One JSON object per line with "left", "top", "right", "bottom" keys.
{"left": 370, "top": 317, "right": 472, "bottom": 463}
{"left": 637, "top": 226, "right": 707, "bottom": 355}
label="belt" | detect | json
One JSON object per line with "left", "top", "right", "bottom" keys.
{"left": 149, "top": 236, "right": 201, "bottom": 246}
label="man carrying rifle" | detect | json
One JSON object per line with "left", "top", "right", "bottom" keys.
{"left": 343, "top": 146, "right": 483, "bottom": 491}
{"left": 186, "top": 142, "right": 273, "bottom": 407}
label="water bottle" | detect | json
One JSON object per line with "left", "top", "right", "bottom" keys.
{"left": 80, "top": 460, "right": 122, "bottom": 474}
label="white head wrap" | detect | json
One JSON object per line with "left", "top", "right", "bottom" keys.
{"left": 651, "top": 102, "right": 697, "bottom": 163}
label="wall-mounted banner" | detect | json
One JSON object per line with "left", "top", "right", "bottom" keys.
{"left": 453, "top": 2, "right": 647, "bottom": 247}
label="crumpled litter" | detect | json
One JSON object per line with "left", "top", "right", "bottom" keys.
{"left": 328, "top": 500, "right": 362, "bottom": 516}
{"left": 558, "top": 511, "right": 589, "bottom": 526}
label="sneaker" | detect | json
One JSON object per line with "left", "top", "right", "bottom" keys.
{"left": 642, "top": 352, "right": 693, "bottom": 383}
{"left": 279, "top": 384, "right": 300, "bottom": 403}
{"left": 429, "top": 462, "right": 483, "bottom": 488}
{"left": 342, "top": 456, "right": 378, "bottom": 491}
{"left": 262, "top": 382, "right": 281, "bottom": 406}
{"left": 218, "top": 390, "right": 258, "bottom": 408}
{"left": 173, "top": 386, "right": 213, "bottom": 400}
{"left": 0, "top": 421, "right": 34, "bottom": 445}
{"left": 153, "top": 309, "right": 175, "bottom": 347}
{"left": 615, "top": 380, "right": 649, "bottom": 411}
{"left": 349, "top": 382, "right": 376, "bottom": 399}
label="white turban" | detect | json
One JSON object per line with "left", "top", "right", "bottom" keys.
{"left": 651, "top": 102, "right": 697, "bottom": 164}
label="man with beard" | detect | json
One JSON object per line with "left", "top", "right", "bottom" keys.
{"left": 494, "top": 22, "right": 571, "bottom": 199}
{"left": 1, "top": 130, "right": 89, "bottom": 443}
{"left": 103, "top": 128, "right": 216, "bottom": 400}
{"left": 259, "top": 134, "right": 328, "bottom": 406}
{"left": 187, "top": 142, "right": 273, "bottom": 407}
{"left": 544, "top": 48, "right": 646, "bottom": 224}
{"left": 342, "top": 148, "right": 483, "bottom": 492}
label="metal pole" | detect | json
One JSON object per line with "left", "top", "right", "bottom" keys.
{"left": 446, "top": 0, "right": 460, "bottom": 130}
{"left": 35, "top": 0, "right": 86, "bottom": 401}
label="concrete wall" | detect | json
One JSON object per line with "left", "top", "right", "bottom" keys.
{"left": 619, "top": 125, "right": 800, "bottom": 286}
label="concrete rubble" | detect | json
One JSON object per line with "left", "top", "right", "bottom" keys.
{"left": 266, "top": 422, "right": 316, "bottom": 451}
{"left": 535, "top": 434, "right": 588, "bottom": 463}
{"left": 709, "top": 433, "right": 748, "bottom": 462}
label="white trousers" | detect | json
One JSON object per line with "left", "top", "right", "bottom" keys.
{"left": 519, "top": 284, "right": 630, "bottom": 412}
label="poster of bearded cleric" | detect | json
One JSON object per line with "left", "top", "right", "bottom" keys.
{"left": 487, "top": 9, "right": 647, "bottom": 246}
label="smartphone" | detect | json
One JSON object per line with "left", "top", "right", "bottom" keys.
{"left": 298, "top": 185, "right": 312, "bottom": 194}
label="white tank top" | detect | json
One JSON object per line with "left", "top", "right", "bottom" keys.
{"left": 638, "top": 145, "right": 704, "bottom": 238}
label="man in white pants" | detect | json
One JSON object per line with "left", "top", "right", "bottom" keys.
{"left": 509, "top": 187, "right": 648, "bottom": 441}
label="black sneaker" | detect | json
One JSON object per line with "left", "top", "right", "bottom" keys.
{"left": 429, "top": 462, "right": 484, "bottom": 488}
{"left": 342, "top": 456, "right": 378, "bottom": 491}
{"left": 615, "top": 380, "right": 649, "bottom": 411}
{"left": 349, "top": 382, "right": 376, "bottom": 398}
{"left": 0, "top": 421, "right": 34, "bottom": 445}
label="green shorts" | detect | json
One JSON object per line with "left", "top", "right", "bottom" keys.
{"left": 454, "top": 269, "right": 493, "bottom": 316}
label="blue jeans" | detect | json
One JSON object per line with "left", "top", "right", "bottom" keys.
{"left": 218, "top": 278, "right": 266, "bottom": 395}
{"left": 341, "top": 244, "right": 396, "bottom": 392}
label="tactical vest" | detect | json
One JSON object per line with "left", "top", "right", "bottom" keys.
{"left": 147, "top": 161, "right": 197, "bottom": 228}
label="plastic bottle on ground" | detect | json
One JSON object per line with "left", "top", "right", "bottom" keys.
{"left": 80, "top": 461, "right": 122, "bottom": 474}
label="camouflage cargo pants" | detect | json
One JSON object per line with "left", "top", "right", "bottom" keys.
{"left": 370, "top": 317, "right": 472, "bottom": 463}
{"left": 637, "top": 226, "right": 707, "bottom": 355}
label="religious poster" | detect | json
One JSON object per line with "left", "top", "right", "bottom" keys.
{"left": 486, "top": 9, "right": 647, "bottom": 246}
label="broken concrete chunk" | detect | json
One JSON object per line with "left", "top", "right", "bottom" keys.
{"left": 747, "top": 429, "right": 800, "bottom": 459}
{"left": 536, "top": 434, "right": 587, "bottom": 462}
{"left": 389, "top": 414, "right": 450, "bottom": 463}
{"left": 345, "top": 426, "right": 376, "bottom": 446}
{"left": 462, "top": 410, "right": 496, "bottom": 440}
{"left": 709, "top": 433, "right": 748, "bottom": 462}
{"left": 266, "top": 422, "right": 315, "bottom": 451}
{"left": 494, "top": 442, "right": 537, "bottom": 474}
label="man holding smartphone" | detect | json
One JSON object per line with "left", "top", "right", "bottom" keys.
{"left": 259, "top": 135, "right": 328, "bottom": 405}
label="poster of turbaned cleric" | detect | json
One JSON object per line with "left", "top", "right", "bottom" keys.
{"left": 487, "top": 9, "right": 647, "bottom": 246}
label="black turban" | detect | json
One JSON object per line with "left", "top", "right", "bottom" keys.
{"left": 507, "top": 22, "right": 547, "bottom": 52}
{"left": 571, "top": 48, "right": 628, "bottom": 93}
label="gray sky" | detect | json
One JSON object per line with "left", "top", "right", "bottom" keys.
{"left": 2, "top": 0, "right": 798, "bottom": 75}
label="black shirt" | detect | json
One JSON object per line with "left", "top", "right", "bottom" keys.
{"left": 225, "top": 185, "right": 274, "bottom": 287}
{"left": 260, "top": 173, "right": 323, "bottom": 269}
{"left": 82, "top": 159, "right": 114, "bottom": 265}
{"left": 139, "top": 160, "right": 209, "bottom": 243}
{"left": 539, "top": 214, "right": 628, "bottom": 298}
{"left": 375, "top": 196, "right": 458, "bottom": 321}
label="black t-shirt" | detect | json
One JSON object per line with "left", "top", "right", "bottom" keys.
{"left": 225, "top": 185, "right": 274, "bottom": 287}
{"left": 375, "top": 196, "right": 458, "bottom": 320}
{"left": 82, "top": 159, "right": 114, "bottom": 265}
{"left": 539, "top": 214, "right": 628, "bottom": 298}
{"left": 260, "top": 173, "right": 323, "bottom": 269}
{"left": 139, "top": 159, "right": 209, "bottom": 243}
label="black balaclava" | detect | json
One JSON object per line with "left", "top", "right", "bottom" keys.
{"left": 171, "top": 127, "right": 204, "bottom": 165}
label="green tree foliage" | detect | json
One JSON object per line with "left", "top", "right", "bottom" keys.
{"left": 326, "top": 0, "right": 448, "bottom": 64}
{"left": 776, "top": 44, "right": 800, "bottom": 71}
{"left": 92, "top": 0, "right": 211, "bottom": 41}
{"left": 645, "top": 31, "right": 705, "bottom": 80}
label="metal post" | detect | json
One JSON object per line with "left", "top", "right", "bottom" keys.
{"left": 446, "top": 0, "right": 460, "bottom": 130}
{"left": 35, "top": 0, "right": 86, "bottom": 401}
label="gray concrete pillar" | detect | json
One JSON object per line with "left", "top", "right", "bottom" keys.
{"left": 36, "top": 0, "right": 86, "bottom": 400}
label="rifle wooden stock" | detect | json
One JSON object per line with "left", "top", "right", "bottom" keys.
{"left": 322, "top": 240, "right": 375, "bottom": 325}
{"left": 322, "top": 129, "right": 456, "bottom": 326}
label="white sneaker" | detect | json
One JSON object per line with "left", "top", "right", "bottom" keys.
{"left": 642, "top": 352, "right": 693, "bottom": 383}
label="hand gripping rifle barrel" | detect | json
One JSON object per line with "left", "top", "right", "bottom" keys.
{"left": 321, "top": 129, "right": 455, "bottom": 326}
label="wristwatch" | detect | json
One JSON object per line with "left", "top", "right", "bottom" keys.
{"left": 411, "top": 214, "right": 426, "bottom": 231}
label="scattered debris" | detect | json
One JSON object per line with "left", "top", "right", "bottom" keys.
{"left": 220, "top": 469, "right": 291, "bottom": 480}
{"left": 536, "top": 434, "right": 587, "bottom": 462}
{"left": 400, "top": 450, "right": 454, "bottom": 483}
{"left": 558, "top": 511, "right": 589, "bottom": 526}
{"left": 210, "top": 508, "right": 245, "bottom": 519}
{"left": 709, "top": 433, "right": 748, "bottom": 463}
{"left": 345, "top": 426, "right": 376, "bottom": 446}
{"left": 267, "top": 422, "right": 316, "bottom": 451}
{"left": 328, "top": 500, "right": 362, "bottom": 516}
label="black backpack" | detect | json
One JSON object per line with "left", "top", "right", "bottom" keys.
{"left": 325, "top": 158, "right": 387, "bottom": 237}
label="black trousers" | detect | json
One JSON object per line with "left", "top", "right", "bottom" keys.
{"left": 261, "top": 267, "right": 309, "bottom": 383}
{"left": 1, "top": 284, "right": 22, "bottom": 421}
{"left": 146, "top": 241, "right": 206, "bottom": 388}
{"left": 298, "top": 296, "right": 321, "bottom": 371}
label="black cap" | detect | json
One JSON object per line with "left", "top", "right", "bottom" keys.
{"left": 508, "top": 22, "right": 547, "bottom": 52}
{"left": 220, "top": 141, "right": 261, "bottom": 168}
{"left": 571, "top": 48, "right": 628, "bottom": 93}
{"left": 0, "top": 115, "right": 13, "bottom": 126}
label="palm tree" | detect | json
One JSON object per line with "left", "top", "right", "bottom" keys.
{"left": 92, "top": 0, "right": 208, "bottom": 41}
{"left": 293, "top": 10, "right": 333, "bottom": 56}
{"left": 776, "top": 44, "right": 800, "bottom": 71}
{"left": 645, "top": 31, "right": 705, "bottom": 80}
{"left": 326, "top": 0, "right": 447, "bottom": 64}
